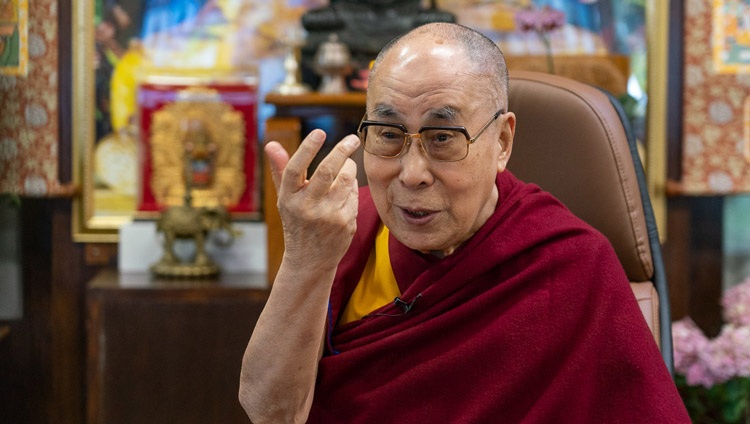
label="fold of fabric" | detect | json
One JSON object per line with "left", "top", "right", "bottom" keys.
{"left": 310, "top": 171, "right": 689, "bottom": 423}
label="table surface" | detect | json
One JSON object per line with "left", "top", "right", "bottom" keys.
{"left": 88, "top": 269, "right": 268, "bottom": 291}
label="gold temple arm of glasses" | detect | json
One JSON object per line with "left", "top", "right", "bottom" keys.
{"left": 469, "top": 109, "right": 504, "bottom": 143}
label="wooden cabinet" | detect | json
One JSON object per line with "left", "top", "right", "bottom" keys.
{"left": 86, "top": 270, "right": 269, "bottom": 424}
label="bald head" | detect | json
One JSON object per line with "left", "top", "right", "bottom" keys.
{"left": 369, "top": 23, "right": 509, "bottom": 109}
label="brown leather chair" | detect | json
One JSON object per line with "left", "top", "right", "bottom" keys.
{"left": 507, "top": 71, "right": 672, "bottom": 372}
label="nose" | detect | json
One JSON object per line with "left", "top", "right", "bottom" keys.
{"left": 398, "top": 135, "right": 434, "bottom": 188}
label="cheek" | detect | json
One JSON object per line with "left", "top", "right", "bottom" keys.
{"left": 446, "top": 156, "right": 498, "bottom": 210}
{"left": 364, "top": 155, "right": 404, "bottom": 182}
{"left": 364, "top": 157, "right": 395, "bottom": 204}
{"left": 458, "top": 152, "right": 497, "bottom": 186}
{"left": 363, "top": 156, "right": 385, "bottom": 188}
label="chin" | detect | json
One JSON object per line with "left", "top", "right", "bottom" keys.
{"left": 395, "top": 231, "right": 456, "bottom": 256}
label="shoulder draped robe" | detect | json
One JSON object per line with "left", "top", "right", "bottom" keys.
{"left": 308, "top": 171, "right": 689, "bottom": 423}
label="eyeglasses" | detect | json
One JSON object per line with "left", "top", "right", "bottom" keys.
{"left": 357, "top": 109, "right": 504, "bottom": 162}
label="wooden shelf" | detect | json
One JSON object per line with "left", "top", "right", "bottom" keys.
{"left": 265, "top": 91, "right": 366, "bottom": 107}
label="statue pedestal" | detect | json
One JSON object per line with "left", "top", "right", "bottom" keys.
{"left": 118, "top": 221, "right": 267, "bottom": 277}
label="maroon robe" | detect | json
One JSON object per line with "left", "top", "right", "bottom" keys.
{"left": 308, "top": 171, "right": 689, "bottom": 423}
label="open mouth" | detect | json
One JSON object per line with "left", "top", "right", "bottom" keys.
{"left": 405, "top": 209, "right": 431, "bottom": 218}
{"left": 400, "top": 207, "right": 437, "bottom": 223}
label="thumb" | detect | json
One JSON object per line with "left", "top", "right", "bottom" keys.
{"left": 264, "top": 141, "right": 290, "bottom": 193}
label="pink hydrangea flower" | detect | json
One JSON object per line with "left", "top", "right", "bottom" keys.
{"left": 684, "top": 359, "right": 714, "bottom": 388}
{"left": 673, "top": 277, "right": 750, "bottom": 419}
{"left": 673, "top": 285, "right": 750, "bottom": 387}
{"left": 716, "top": 324, "right": 750, "bottom": 378}
{"left": 672, "top": 317, "right": 709, "bottom": 375}
{"left": 701, "top": 326, "right": 740, "bottom": 385}
{"left": 722, "top": 277, "right": 750, "bottom": 326}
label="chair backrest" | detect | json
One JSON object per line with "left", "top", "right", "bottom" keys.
{"left": 506, "top": 71, "right": 673, "bottom": 372}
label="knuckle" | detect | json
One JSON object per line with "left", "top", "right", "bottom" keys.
{"left": 283, "top": 166, "right": 303, "bottom": 182}
{"left": 315, "top": 164, "right": 337, "bottom": 182}
{"left": 337, "top": 172, "right": 354, "bottom": 187}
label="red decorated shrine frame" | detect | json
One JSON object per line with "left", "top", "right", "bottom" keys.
{"left": 136, "top": 78, "right": 261, "bottom": 219}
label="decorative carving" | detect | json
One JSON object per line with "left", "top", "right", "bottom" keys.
{"left": 149, "top": 87, "right": 246, "bottom": 209}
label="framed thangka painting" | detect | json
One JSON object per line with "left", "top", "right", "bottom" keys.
{"left": 0, "top": 0, "right": 28, "bottom": 76}
{"left": 135, "top": 74, "right": 259, "bottom": 216}
{"left": 712, "top": 0, "right": 750, "bottom": 74}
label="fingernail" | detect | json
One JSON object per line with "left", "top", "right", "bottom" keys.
{"left": 343, "top": 135, "right": 360, "bottom": 148}
{"left": 309, "top": 129, "right": 326, "bottom": 143}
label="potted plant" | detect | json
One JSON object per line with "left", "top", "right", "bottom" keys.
{"left": 673, "top": 277, "right": 750, "bottom": 423}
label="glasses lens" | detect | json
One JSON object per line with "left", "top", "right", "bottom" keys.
{"left": 363, "top": 125, "right": 406, "bottom": 157}
{"left": 421, "top": 129, "right": 469, "bottom": 161}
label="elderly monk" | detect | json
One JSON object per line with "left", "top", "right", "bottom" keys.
{"left": 239, "top": 22, "right": 690, "bottom": 423}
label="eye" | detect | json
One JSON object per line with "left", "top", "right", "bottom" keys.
{"left": 370, "top": 125, "right": 404, "bottom": 142}
{"left": 381, "top": 130, "right": 401, "bottom": 141}
{"left": 424, "top": 129, "right": 459, "bottom": 146}
{"left": 434, "top": 132, "right": 454, "bottom": 143}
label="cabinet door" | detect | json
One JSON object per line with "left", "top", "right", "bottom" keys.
{"left": 87, "top": 284, "right": 268, "bottom": 424}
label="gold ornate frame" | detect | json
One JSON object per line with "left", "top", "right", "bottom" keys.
{"left": 73, "top": 0, "right": 118, "bottom": 242}
{"left": 645, "top": 0, "right": 669, "bottom": 237}
{"left": 72, "top": 1, "right": 262, "bottom": 242}
{"left": 72, "top": 1, "right": 671, "bottom": 242}
{"left": 0, "top": 0, "right": 28, "bottom": 76}
{"left": 147, "top": 86, "right": 247, "bottom": 209}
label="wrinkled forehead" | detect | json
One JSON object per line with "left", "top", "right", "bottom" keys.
{"left": 367, "top": 52, "right": 492, "bottom": 119}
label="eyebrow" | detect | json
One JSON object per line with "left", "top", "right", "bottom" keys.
{"left": 369, "top": 104, "right": 460, "bottom": 123}
{"left": 370, "top": 103, "right": 399, "bottom": 119}
{"left": 427, "top": 106, "right": 459, "bottom": 123}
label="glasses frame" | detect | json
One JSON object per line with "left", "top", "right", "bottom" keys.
{"left": 357, "top": 109, "right": 505, "bottom": 162}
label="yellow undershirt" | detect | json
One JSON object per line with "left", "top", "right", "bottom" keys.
{"left": 339, "top": 224, "right": 401, "bottom": 325}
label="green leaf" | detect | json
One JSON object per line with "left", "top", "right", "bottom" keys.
{"left": 676, "top": 376, "right": 750, "bottom": 423}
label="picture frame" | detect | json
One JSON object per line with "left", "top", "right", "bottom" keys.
{"left": 712, "top": 0, "right": 750, "bottom": 74}
{"left": 135, "top": 73, "right": 260, "bottom": 217}
{"left": 0, "top": 0, "right": 28, "bottom": 76}
{"left": 72, "top": 1, "right": 265, "bottom": 242}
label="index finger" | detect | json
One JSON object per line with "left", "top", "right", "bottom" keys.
{"left": 280, "top": 129, "right": 328, "bottom": 193}
{"left": 306, "top": 134, "right": 361, "bottom": 199}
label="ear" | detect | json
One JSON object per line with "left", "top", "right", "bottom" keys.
{"left": 497, "top": 112, "right": 516, "bottom": 173}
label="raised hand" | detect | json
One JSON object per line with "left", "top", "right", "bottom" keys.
{"left": 265, "top": 129, "right": 361, "bottom": 273}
